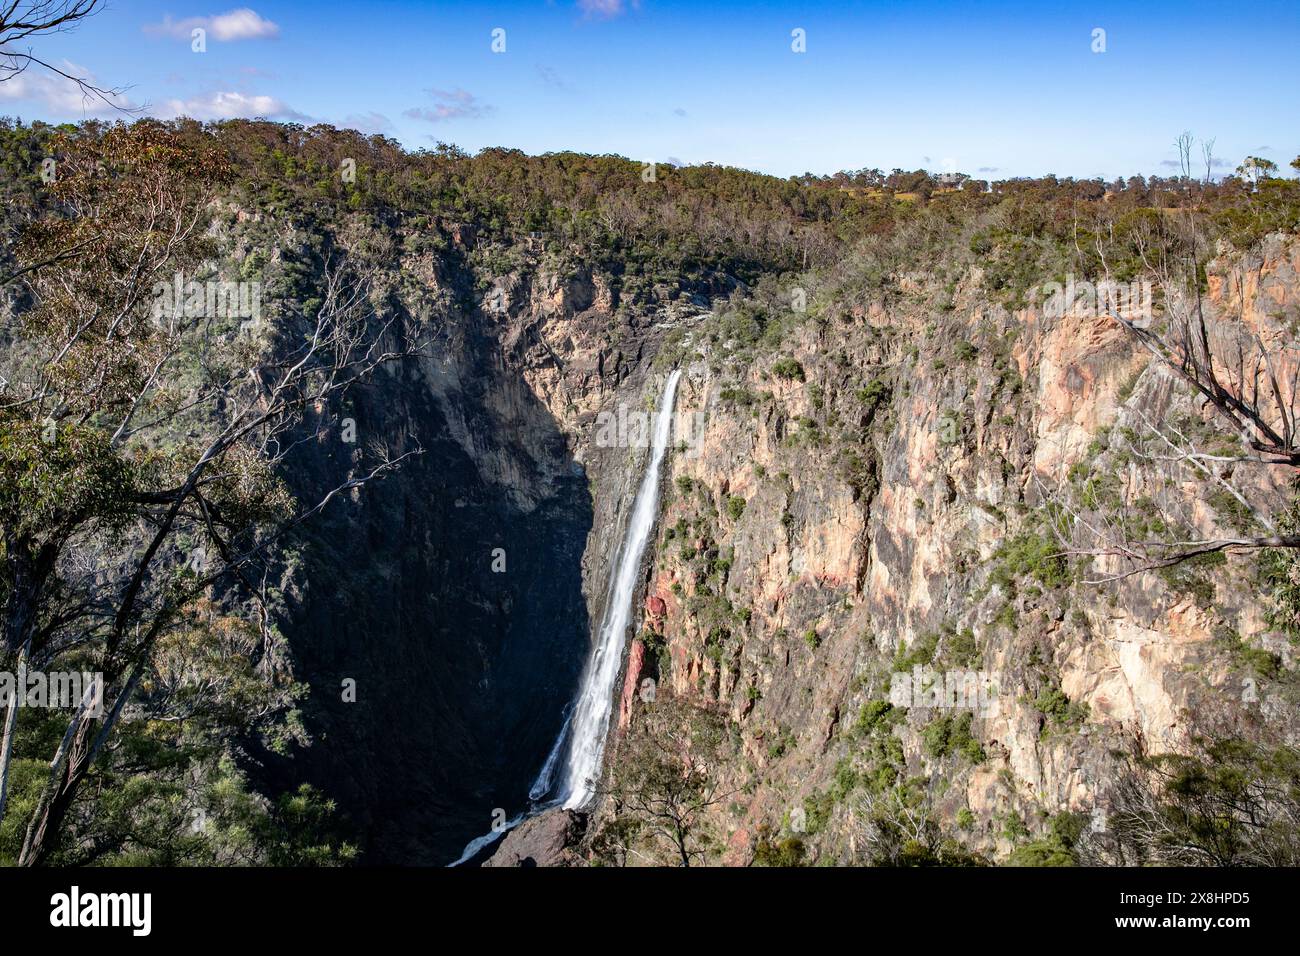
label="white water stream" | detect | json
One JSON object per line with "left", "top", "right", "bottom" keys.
{"left": 544, "top": 367, "right": 682, "bottom": 808}
{"left": 450, "top": 368, "right": 682, "bottom": 864}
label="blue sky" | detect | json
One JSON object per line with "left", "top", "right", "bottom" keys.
{"left": 1, "top": 0, "right": 1296, "bottom": 179}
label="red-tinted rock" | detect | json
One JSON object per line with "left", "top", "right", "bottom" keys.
{"left": 618, "top": 639, "right": 647, "bottom": 732}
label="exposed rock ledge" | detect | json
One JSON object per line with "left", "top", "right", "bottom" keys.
{"left": 483, "top": 809, "right": 586, "bottom": 867}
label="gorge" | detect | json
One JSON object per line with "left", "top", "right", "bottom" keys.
{"left": 4, "top": 120, "right": 1300, "bottom": 868}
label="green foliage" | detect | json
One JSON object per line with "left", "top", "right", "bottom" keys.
{"left": 1033, "top": 683, "right": 1089, "bottom": 734}
{"left": 1262, "top": 495, "right": 1300, "bottom": 636}
{"left": 1240, "top": 645, "right": 1283, "bottom": 681}
{"left": 0, "top": 420, "right": 138, "bottom": 545}
{"left": 836, "top": 447, "right": 878, "bottom": 500}
{"left": 922, "top": 712, "right": 985, "bottom": 763}
{"left": 894, "top": 631, "right": 939, "bottom": 671}
{"left": 718, "top": 386, "right": 758, "bottom": 406}
{"left": 855, "top": 782, "right": 987, "bottom": 866}
{"left": 856, "top": 378, "right": 889, "bottom": 405}
{"left": 945, "top": 627, "right": 980, "bottom": 667}
{"left": 801, "top": 789, "right": 835, "bottom": 835}
{"left": 0, "top": 120, "right": 339, "bottom": 866}
{"left": 0, "top": 610, "right": 352, "bottom": 866}
{"left": 1004, "top": 811, "right": 1085, "bottom": 867}
{"left": 1158, "top": 550, "right": 1225, "bottom": 608}
{"left": 766, "top": 726, "right": 795, "bottom": 759}
{"left": 726, "top": 495, "right": 747, "bottom": 520}
{"left": 993, "top": 601, "right": 1018, "bottom": 629}
{"left": 771, "top": 358, "right": 805, "bottom": 381}
{"left": 751, "top": 824, "right": 806, "bottom": 866}
{"left": 1001, "top": 811, "right": 1031, "bottom": 842}
{"left": 1205, "top": 487, "right": 1255, "bottom": 534}
{"left": 991, "top": 529, "right": 1070, "bottom": 592}
{"left": 1105, "top": 736, "right": 1300, "bottom": 866}
{"left": 265, "top": 785, "right": 358, "bottom": 866}
{"left": 601, "top": 699, "right": 730, "bottom": 866}
{"left": 855, "top": 700, "right": 897, "bottom": 737}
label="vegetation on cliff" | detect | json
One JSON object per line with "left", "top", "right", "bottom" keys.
{"left": 3, "top": 114, "right": 1300, "bottom": 866}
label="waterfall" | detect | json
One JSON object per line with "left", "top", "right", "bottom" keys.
{"left": 527, "top": 706, "right": 570, "bottom": 802}
{"left": 542, "top": 367, "right": 683, "bottom": 809}
{"left": 449, "top": 368, "right": 682, "bottom": 865}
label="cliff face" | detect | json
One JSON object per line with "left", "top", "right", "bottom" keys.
{"left": 228, "top": 204, "right": 1299, "bottom": 866}
{"left": 254, "top": 239, "right": 591, "bottom": 864}
{"left": 7, "top": 122, "right": 1297, "bottom": 867}
{"left": 531, "top": 234, "right": 1300, "bottom": 865}
{"left": 255, "top": 223, "right": 705, "bottom": 863}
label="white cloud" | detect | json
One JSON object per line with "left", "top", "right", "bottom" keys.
{"left": 577, "top": 0, "right": 632, "bottom": 18}
{"left": 402, "top": 88, "right": 491, "bottom": 123}
{"left": 153, "top": 90, "right": 305, "bottom": 121}
{"left": 0, "top": 52, "right": 304, "bottom": 124}
{"left": 145, "top": 8, "right": 280, "bottom": 42}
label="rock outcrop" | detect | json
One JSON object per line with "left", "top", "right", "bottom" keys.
{"left": 483, "top": 811, "right": 587, "bottom": 868}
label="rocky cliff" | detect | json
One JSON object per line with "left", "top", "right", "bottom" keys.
{"left": 161, "top": 202, "right": 1300, "bottom": 865}
{"left": 10, "top": 120, "right": 1293, "bottom": 866}
{"left": 483, "top": 232, "right": 1300, "bottom": 866}
{"left": 246, "top": 218, "right": 719, "bottom": 863}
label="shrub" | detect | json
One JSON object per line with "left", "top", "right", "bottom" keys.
{"left": 991, "top": 530, "right": 1069, "bottom": 591}
{"left": 771, "top": 358, "right": 805, "bottom": 381}
{"left": 894, "top": 631, "right": 939, "bottom": 671}
{"left": 922, "top": 712, "right": 985, "bottom": 763}
{"left": 718, "top": 386, "right": 757, "bottom": 406}
{"left": 855, "top": 700, "right": 896, "bottom": 736}
{"left": 945, "top": 627, "right": 979, "bottom": 667}
{"left": 857, "top": 378, "right": 889, "bottom": 405}
{"left": 752, "top": 832, "right": 806, "bottom": 866}
{"left": 1034, "top": 684, "right": 1089, "bottom": 732}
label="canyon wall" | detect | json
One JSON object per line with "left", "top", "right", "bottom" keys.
{"left": 491, "top": 233, "right": 1300, "bottom": 865}
{"left": 215, "top": 203, "right": 1299, "bottom": 866}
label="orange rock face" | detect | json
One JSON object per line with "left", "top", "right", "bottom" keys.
{"left": 617, "top": 639, "right": 648, "bottom": 732}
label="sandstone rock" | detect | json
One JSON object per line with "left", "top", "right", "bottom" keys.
{"left": 483, "top": 810, "right": 586, "bottom": 867}
{"left": 618, "top": 639, "right": 649, "bottom": 731}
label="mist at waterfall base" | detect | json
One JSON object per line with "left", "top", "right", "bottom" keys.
{"left": 450, "top": 369, "right": 683, "bottom": 866}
